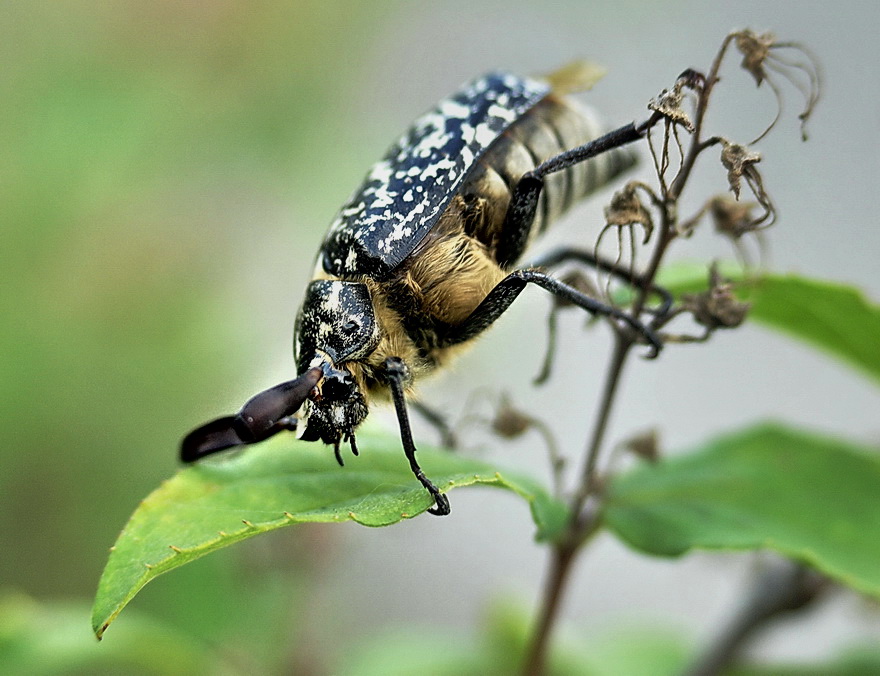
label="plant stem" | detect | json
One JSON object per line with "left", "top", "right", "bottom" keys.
{"left": 520, "top": 333, "right": 634, "bottom": 676}
{"left": 520, "top": 542, "right": 577, "bottom": 676}
{"left": 682, "top": 560, "right": 827, "bottom": 676}
{"left": 521, "top": 140, "right": 680, "bottom": 676}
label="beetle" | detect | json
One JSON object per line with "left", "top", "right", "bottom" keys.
{"left": 181, "top": 66, "right": 663, "bottom": 516}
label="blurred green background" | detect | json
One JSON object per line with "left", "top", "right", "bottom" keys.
{"left": 3, "top": 1, "right": 878, "bottom": 674}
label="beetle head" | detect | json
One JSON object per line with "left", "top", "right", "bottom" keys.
{"left": 294, "top": 280, "right": 379, "bottom": 447}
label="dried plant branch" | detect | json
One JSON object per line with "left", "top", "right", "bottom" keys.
{"left": 521, "top": 30, "right": 820, "bottom": 676}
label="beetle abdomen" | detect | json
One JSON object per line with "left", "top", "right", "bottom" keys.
{"left": 461, "top": 95, "right": 637, "bottom": 261}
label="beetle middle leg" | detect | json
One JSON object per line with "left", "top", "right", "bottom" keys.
{"left": 527, "top": 247, "right": 674, "bottom": 383}
{"left": 439, "top": 268, "right": 662, "bottom": 357}
{"left": 528, "top": 247, "right": 674, "bottom": 317}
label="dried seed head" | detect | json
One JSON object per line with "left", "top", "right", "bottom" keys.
{"left": 720, "top": 142, "right": 762, "bottom": 199}
{"left": 682, "top": 263, "right": 751, "bottom": 330}
{"left": 604, "top": 182, "right": 655, "bottom": 244}
{"left": 718, "top": 141, "right": 776, "bottom": 230}
{"left": 648, "top": 81, "right": 695, "bottom": 132}
{"left": 735, "top": 29, "right": 776, "bottom": 86}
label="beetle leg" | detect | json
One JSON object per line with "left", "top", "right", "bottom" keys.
{"left": 526, "top": 248, "right": 675, "bottom": 383}
{"left": 527, "top": 247, "right": 674, "bottom": 318}
{"left": 440, "top": 269, "right": 662, "bottom": 358}
{"left": 383, "top": 357, "right": 451, "bottom": 516}
{"left": 497, "top": 122, "right": 646, "bottom": 268}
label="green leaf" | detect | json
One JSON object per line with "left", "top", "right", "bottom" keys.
{"left": 605, "top": 423, "right": 880, "bottom": 597}
{"left": 92, "top": 431, "right": 566, "bottom": 639}
{"left": 658, "top": 266, "right": 880, "bottom": 383}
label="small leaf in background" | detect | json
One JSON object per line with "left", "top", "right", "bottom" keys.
{"left": 0, "top": 593, "right": 230, "bottom": 676}
{"left": 604, "top": 423, "right": 880, "bottom": 597}
{"left": 725, "top": 645, "right": 880, "bottom": 675}
{"left": 657, "top": 267, "right": 880, "bottom": 384}
{"left": 92, "top": 430, "right": 566, "bottom": 639}
{"left": 335, "top": 598, "right": 693, "bottom": 676}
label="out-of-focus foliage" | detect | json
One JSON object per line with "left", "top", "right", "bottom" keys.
{"left": 1, "top": 2, "right": 397, "bottom": 670}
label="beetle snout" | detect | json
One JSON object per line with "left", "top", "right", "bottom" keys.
{"left": 305, "top": 355, "right": 355, "bottom": 403}
{"left": 320, "top": 367, "right": 354, "bottom": 401}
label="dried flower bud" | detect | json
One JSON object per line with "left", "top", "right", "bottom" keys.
{"left": 544, "top": 59, "right": 607, "bottom": 94}
{"left": 622, "top": 429, "right": 660, "bottom": 463}
{"left": 710, "top": 195, "right": 760, "bottom": 239}
{"left": 604, "top": 182, "right": 655, "bottom": 244}
{"left": 491, "top": 394, "right": 532, "bottom": 439}
{"left": 682, "top": 264, "right": 750, "bottom": 330}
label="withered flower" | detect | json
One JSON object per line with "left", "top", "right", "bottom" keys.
{"left": 604, "top": 182, "right": 655, "bottom": 244}
{"left": 719, "top": 141, "right": 775, "bottom": 230}
{"left": 648, "top": 76, "right": 696, "bottom": 132}
{"left": 682, "top": 263, "right": 751, "bottom": 331}
{"left": 732, "top": 29, "right": 820, "bottom": 141}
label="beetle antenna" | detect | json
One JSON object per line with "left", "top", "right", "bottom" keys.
{"left": 181, "top": 367, "right": 322, "bottom": 463}
{"left": 384, "top": 357, "right": 451, "bottom": 516}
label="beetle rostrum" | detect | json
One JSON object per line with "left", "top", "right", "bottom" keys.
{"left": 181, "top": 66, "right": 665, "bottom": 516}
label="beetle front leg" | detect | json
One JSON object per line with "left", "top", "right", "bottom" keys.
{"left": 383, "top": 357, "right": 451, "bottom": 516}
{"left": 440, "top": 269, "right": 663, "bottom": 358}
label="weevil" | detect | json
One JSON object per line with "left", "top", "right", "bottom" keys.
{"left": 182, "top": 66, "right": 663, "bottom": 516}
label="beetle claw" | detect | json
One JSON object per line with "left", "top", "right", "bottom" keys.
{"left": 427, "top": 492, "right": 451, "bottom": 516}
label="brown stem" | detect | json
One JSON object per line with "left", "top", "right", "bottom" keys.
{"left": 669, "top": 33, "right": 735, "bottom": 200}
{"left": 682, "top": 560, "right": 827, "bottom": 676}
{"left": 521, "top": 223, "right": 677, "bottom": 676}
{"left": 520, "top": 543, "right": 577, "bottom": 676}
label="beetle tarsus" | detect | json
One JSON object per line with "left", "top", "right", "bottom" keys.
{"left": 427, "top": 490, "right": 451, "bottom": 516}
